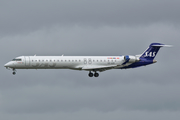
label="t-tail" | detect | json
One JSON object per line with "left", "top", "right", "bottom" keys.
{"left": 140, "top": 43, "right": 172, "bottom": 61}
{"left": 121, "top": 43, "right": 172, "bottom": 69}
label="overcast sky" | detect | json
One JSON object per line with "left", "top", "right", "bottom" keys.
{"left": 0, "top": 0, "right": 180, "bottom": 120}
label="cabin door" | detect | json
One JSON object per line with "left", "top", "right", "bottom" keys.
{"left": 25, "top": 56, "right": 30, "bottom": 67}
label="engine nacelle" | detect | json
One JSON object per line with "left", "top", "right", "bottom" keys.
{"left": 124, "top": 55, "right": 140, "bottom": 63}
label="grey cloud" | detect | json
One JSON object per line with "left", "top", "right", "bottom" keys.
{"left": 0, "top": 109, "right": 180, "bottom": 120}
{"left": 1, "top": 0, "right": 180, "bottom": 120}
{"left": 1, "top": 25, "right": 180, "bottom": 119}
{"left": 1, "top": 82, "right": 180, "bottom": 114}
{"left": 1, "top": 0, "right": 180, "bottom": 35}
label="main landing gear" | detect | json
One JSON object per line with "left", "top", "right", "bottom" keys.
{"left": 88, "top": 71, "right": 99, "bottom": 77}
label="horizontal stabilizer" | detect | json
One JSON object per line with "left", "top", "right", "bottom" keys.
{"left": 152, "top": 44, "right": 173, "bottom": 47}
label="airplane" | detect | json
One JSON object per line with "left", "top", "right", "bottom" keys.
{"left": 4, "top": 43, "right": 171, "bottom": 77}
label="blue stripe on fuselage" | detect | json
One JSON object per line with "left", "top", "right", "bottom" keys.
{"left": 120, "top": 59, "right": 154, "bottom": 69}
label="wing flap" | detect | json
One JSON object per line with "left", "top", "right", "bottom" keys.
{"left": 81, "top": 65, "right": 118, "bottom": 72}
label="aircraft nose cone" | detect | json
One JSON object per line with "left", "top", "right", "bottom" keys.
{"left": 4, "top": 63, "right": 9, "bottom": 67}
{"left": 4, "top": 62, "right": 13, "bottom": 68}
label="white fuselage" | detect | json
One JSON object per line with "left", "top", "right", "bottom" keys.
{"left": 5, "top": 56, "right": 138, "bottom": 71}
{"left": 4, "top": 43, "right": 171, "bottom": 77}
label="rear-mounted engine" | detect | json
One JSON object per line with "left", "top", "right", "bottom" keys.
{"left": 124, "top": 55, "right": 140, "bottom": 63}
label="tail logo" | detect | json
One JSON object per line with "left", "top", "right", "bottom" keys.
{"left": 144, "top": 52, "right": 156, "bottom": 57}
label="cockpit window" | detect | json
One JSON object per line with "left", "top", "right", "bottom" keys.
{"left": 12, "top": 59, "right": 22, "bottom": 61}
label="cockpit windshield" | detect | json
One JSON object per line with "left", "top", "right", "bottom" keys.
{"left": 12, "top": 59, "right": 22, "bottom": 61}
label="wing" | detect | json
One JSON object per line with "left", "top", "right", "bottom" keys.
{"left": 81, "top": 65, "right": 119, "bottom": 72}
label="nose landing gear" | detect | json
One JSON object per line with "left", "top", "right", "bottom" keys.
{"left": 12, "top": 69, "right": 16, "bottom": 75}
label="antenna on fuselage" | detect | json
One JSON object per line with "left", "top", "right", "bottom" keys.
{"left": 34, "top": 54, "right": 36, "bottom": 56}
{"left": 62, "top": 54, "right": 64, "bottom": 56}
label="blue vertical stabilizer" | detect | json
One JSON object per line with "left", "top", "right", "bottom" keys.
{"left": 140, "top": 43, "right": 166, "bottom": 60}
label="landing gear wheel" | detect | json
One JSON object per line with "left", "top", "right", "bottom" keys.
{"left": 94, "top": 73, "right": 99, "bottom": 77}
{"left": 12, "top": 72, "right": 16, "bottom": 75}
{"left": 88, "top": 72, "right": 93, "bottom": 77}
{"left": 12, "top": 68, "right": 16, "bottom": 75}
